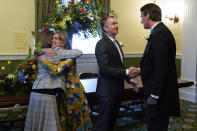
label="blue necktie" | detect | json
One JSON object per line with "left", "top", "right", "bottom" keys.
{"left": 144, "top": 42, "right": 150, "bottom": 55}
{"left": 143, "top": 34, "right": 152, "bottom": 56}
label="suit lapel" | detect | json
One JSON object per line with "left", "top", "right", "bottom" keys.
{"left": 141, "top": 35, "right": 152, "bottom": 64}
{"left": 140, "top": 22, "right": 164, "bottom": 64}
{"left": 103, "top": 35, "right": 123, "bottom": 64}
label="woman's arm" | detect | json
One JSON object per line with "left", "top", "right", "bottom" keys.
{"left": 34, "top": 48, "right": 55, "bottom": 57}
{"left": 55, "top": 48, "right": 83, "bottom": 60}
{"left": 34, "top": 48, "right": 43, "bottom": 57}
{"left": 40, "top": 55, "right": 73, "bottom": 75}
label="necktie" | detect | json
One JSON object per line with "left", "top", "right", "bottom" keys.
{"left": 144, "top": 42, "right": 150, "bottom": 55}
{"left": 113, "top": 40, "right": 123, "bottom": 63}
{"left": 143, "top": 34, "right": 152, "bottom": 57}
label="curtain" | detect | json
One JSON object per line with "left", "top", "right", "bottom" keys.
{"left": 99, "top": 0, "right": 110, "bottom": 8}
{"left": 99, "top": 0, "right": 110, "bottom": 18}
{"left": 34, "top": 0, "right": 56, "bottom": 43}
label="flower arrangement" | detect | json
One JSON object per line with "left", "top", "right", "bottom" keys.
{"left": 43, "top": 0, "right": 114, "bottom": 38}
{"left": 0, "top": 0, "right": 114, "bottom": 96}
{"left": 0, "top": 59, "right": 38, "bottom": 96}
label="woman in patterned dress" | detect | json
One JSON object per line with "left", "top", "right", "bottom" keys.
{"left": 40, "top": 31, "right": 93, "bottom": 131}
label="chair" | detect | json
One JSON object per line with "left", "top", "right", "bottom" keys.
{"left": 79, "top": 73, "right": 98, "bottom": 114}
{"left": 79, "top": 73, "right": 98, "bottom": 79}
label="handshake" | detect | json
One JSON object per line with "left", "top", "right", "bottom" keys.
{"left": 127, "top": 67, "right": 140, "bottom": 78}
{"left": 127, "top": 67, "right": 141, "bottom": 92}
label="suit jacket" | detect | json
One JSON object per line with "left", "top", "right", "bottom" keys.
{"left": 140, "top": 22, "right": 180, "bottom": 116}
{"left": 95, "top": 34, "right": 129, "bottom": 96}
{"left": 32, "top": 48, "right": 82, "bottom": 91}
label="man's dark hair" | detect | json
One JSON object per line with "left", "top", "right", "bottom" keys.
{"left": 100, "top": 16, "right": 116, "bottom": 32}
{"left": 140, "top": 3, "right": 162, "bottom": 21}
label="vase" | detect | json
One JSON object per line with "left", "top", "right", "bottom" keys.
{"left": 68, "top": 33, "right": 73, "bottom": 49}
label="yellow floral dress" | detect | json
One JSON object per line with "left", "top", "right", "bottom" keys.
{"left": 42, "top": 59, "right": 93, "bottom": 131}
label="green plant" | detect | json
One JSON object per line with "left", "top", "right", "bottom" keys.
{"left": 0, "top": 59, "right": 38, "bottom": 96}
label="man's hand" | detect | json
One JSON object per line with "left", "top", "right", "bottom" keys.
{"left": 147, "top": 96, "right": 158, "bottom": 105}
{"left": 130, "top": 79, "right": 138, "bottom": 93}
{"left": 135, "top": 68, "right": 141, "bottom": 75}
{"left": 145, "top": 96, "right": 159, "bottom": 117}
{"left": 42, "top": 48, "right": 55, "bottom": 57}
{"left": 128, "top": 67, "right": 140, "bottom": 78}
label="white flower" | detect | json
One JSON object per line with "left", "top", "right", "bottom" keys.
{"left": 7, "top": 74, "right": 15, "bottom": 79}
{"left": 25, "top": 75, "right": 29, "bottom": 79}
{"left": 119, "top": 41, "right": 124, "bottom": 47}
{"left": 87, "top": 13, "right": 94, "bottom": 20}
{"left": 144, "top": 34, "right": 150, "bottom": 40}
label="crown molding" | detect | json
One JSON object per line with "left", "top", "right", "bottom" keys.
{"left": 0, "top": 55, "right": 28, "bottom": 60}
{"left": 0, "top": 54, "right": 181, "bottom": 60}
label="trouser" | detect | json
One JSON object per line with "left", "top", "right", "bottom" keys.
{"left": 145, "top": 102, "right": 169, "bottom": 131}
{"left": 96, "top": 95, "right": 121, "bottom": 131}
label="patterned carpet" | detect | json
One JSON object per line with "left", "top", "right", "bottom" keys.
{"left": 113, "top": 100, "right": 197, "bottom": 131}
{"left": 0, "top": 100, "right": 197, "bottom": 131}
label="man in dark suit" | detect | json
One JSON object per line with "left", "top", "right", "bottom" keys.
{"left": 140, "top": 3, "right": 180, "bottom": 131}
{"left": 95, "top": 16, "right": 139, "bottom": 131}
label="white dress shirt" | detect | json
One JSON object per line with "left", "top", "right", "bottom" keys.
{"left": 107, "top": 36, "right": 123, "bottom": 63}
{"left": 107, "top": 35, "right": 129, "bottom": 75}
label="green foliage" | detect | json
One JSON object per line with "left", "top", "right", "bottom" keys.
{"left": 0, "top": 59, "right": 38, "bottom": 96}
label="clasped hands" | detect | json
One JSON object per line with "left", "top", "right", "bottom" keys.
{"left": 38, "top": 48, "right": 55, "bottom": 62}
{"left": 39, "top": 43, "right": 57, "bottom": 58}
{"left": 128, "top": 67, "right": 140, "bottom": 78}
{"left": 127, "top": 67, "right": 140, "bottom": 93}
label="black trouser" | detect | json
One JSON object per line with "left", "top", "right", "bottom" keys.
{"left": 144, "top": 102, "right": 169, "bottom": 131}
{"left": 96, "top": 95, "right": 121, "bottom": 131}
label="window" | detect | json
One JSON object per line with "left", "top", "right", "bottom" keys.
{"left": 62, "top": 0, "right": 100, "bottom": 54}
{"left": 72, "top": 33, "right": 100, "bottom": 54}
